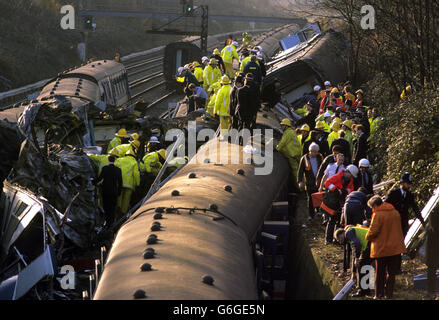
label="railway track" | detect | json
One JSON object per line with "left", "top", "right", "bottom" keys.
{"left": 124, "top": 25, "right": 301, "bottom": 119}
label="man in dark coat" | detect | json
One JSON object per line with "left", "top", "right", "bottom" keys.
{"left": 385, "top": 172, "right": 427, "bottom": 237}
{"left": 97, "top": 155, "right": 123, "bottom": 228}
{"left": 352, "top": 124, "right": 368, "bottom": 166}
{"left": 297, "top": 142, "right": 323, "bottom": 220}
{"left": 243, "top": 55, "right": 262, "bottom": 86}
{"left": 236, "top": 74, "right": 260, "bottom": 132}
{"left": 331, "top": 130, "right": 352, "bottom": 164}
{"left": 354, "top": 158, "right": 374, "bottom": 196}
{"left": 341, "top": 187, "right": 372, "bottom": 226}
{"left": 229, "top": 75, "right": 244, "bottom": 129}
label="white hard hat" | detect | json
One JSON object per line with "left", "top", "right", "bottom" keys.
{"left": 257, "top": 52, "right": 263, "bottom": 59}
{"left": 232, "top": 41, "right": 239, "bottom": 47}
{"left": 323, "top": 112, "right": 332, "bottom": 118}
{"left": 202, "top": 56, "right": 209, "bottom": 62}
{"left": 359, "top": 158, "right": 370, "bottom": 168}
{"left": 149, "top": 136, "right": 159, "bottom": 144}
{"left": 309, "top": 142, "right": 320, "bottom": 152}
{"left": 183, "top": 64, "right": 189, "bottom": 69}
{"left": 324, "top": 81, "right": 331, "bottom": 86}
{"left": 313, "top": 85, "right": 321, "bottom": 92}
{"left": 177, "top": 67, "right": 184, "bottom": 74}
{"left": 256, "top": 46, "right": 263, "bottom": 51}
{"left": 346, "top": 165, "right": 359, "bottom": 178}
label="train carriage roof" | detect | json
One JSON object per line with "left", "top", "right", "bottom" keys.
{"left": 62, "top": 60, "right": 126, "bottom": 83}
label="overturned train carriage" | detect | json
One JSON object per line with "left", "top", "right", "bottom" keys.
{"left": 263, "top": 29, "right": 349, "bottom": 107}
{"left": 94, "top": 110, "right": 290, "bottom": 300}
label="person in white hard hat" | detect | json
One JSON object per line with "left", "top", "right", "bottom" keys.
{"left": 354, "top": 158, "right": 374, "bottom": 196}
{"left": 324, "top": 80, "right": 332, "bottom": 89}
{"left": 201, "top": 56, "right": 209, "bottom": 68}
{"left": 321, "top": 164, "right": 357, "bottom": 244}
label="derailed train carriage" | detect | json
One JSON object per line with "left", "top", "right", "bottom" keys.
{"left": 93, "top": 28, "right": 350, "bottom": 300}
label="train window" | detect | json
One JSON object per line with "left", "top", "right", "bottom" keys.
{"left": 13, "top": 200, "right": 29, "bottom": 220}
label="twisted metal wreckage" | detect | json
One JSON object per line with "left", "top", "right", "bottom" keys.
{"left": 0, "top": 94, "right": 217, "bottom": 299}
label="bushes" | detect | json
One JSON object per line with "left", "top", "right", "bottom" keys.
{"left": 368, "top": 84, "right": 439, "bottom": 202}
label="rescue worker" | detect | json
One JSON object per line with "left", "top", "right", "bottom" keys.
{"left": 192, "top": 61, "right": 204, "bottom": 87}
{"left": 298, "top": 142, "right": 323, "bottom": 220}
{"left": 342, "top": 119, "right": 354, "bottom": 152}
{"left": 239, "top": 49, "right": 250, "bottom": 72}
{"left": 203, "top": 58, "right": 221, "bottom": 92}
{"left": 354, "top": 158, "right": 374, "bottom": 196}
{"left": 366, "top": 196, "right": 407, "bottom": 299}
{"left": 298, "top": 124, "right": 311, "bottom": 153}
{"left": 210, "top": 48, "right": 226, "bottom": 75}
{"left": 242, "top": 32, "right": 254, "bottom": 47}
{"left": 201, "top": 56, "right": 209, "bottom": 68}
{"left": 400, "top": 84, "right": 412, "bottom": 100}
{"left": 334, "top": 221, "right": 372, "bottom": 297}
{"left": 110, "top": 139, "right": 141, "bottom": 158}
{"left": 327, "top": 121, "right": 340, "bottom": 149}
{"left": 88, "top": 149, "right": 120, "bottom": 177}
{"left": 141, "top": 149, "right": 167, "bottom": 176}
{"left": 178, "top": 67, "right": 200, "bottom": 95}
{"left": 243, "top": 55, "right": 262, "bottom": 86}
{"left": 167, "top": 155, "right": 188, "bottom": 173}
{"left": 340, "top": 187, "right": 371, "bottom": 227}
{"left": 344, "top": 86, "right": 356, "bottom": 106}
{"left": 221, "top": 41, "right": 239, "bottom": 78}
{"left": 322, "top": 112, "right": 333, "bottom": 133}
{"left": 276, "top": 118, "right": 302, "bottom": 193}
{"left": 295, "top": 102, "right": 317, "bottom": 131}
{"left": 257, "top": 52, "right": 266, "bottom": 79}
{"left": 146, "top": 136, "right": 161, "bottom": 153}
{"left": 224, "top": 34, "right": 233, "bottom": 47}
{"left": 97, "top": 155, "right": 122, "bottom": 228}
{"left": 214, "top": 75, "right": 233, "bottom": 139}
{"left": 368, "top": 107, "right": 381, "bottom": 137}
{"left": 319, "top": 152, "right": 346, "bottom": 192}
{"left": 107, "top": 128, "right": 128, "bottom": 153}
{"left": 322, "top": 164, "right": 359, "bottom": 244}
{"left": 115, "top": 149, "right": 140, "bottom": 215}
{"left": 206, "top": 82, "right": 222, "bottom": 116}
{"left": 187, "top": 83, "right": 208, "bottom": 112}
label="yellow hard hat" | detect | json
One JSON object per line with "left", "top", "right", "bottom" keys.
{"left": 192, "top": 61, "right": 200, "bottom": 68}
{"left": 356, "top": 89, "right": 364, "bottom": 95}
{"left": 130, "top": 139, "right": 141, "bottom": 149}
{"left": 209, "top": 58, "right": 218, "bottom": 65}
{"left": 125, "top": 149, "right": 136, "bottom": 157}
{"left": 158, "top": 149, "right": 166, "bottom": 159}
{"left": 315, "top": 121, "right": 325, "bottom": 130}
{"left": 330, "top": 121, "right": 340, "bottom": 132}
{"left": 300, "top": 124, "right": 310, "bottom": 132}
{"left": 220, "top": 75, "right": 230, "bottom": 85}
{"left": 213, "top": 48, "right": 220, "bottom": 55}
{"left": 331, "top": 87, "right": 339, "bottom": 94}
{"left": 342, "top": 120, "right": 352, "bottom": 129}
{"left": 130, "top": 133, "right": 139, "bottom": 141}
{"left": 280, "top": 118, "right": 292, "bottom": 127}
{"left": 109, "top": 149, "right": 120, "bottom": 157}
{"left": 115, "top": 128, "right": 127, "bottom": 138}
{"left": 333, "top": 117, "right": 342, "bottom": 124}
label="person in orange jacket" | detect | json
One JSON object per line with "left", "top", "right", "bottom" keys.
{"left": 366, "top": 196, "right": 407, "bottom": 299}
